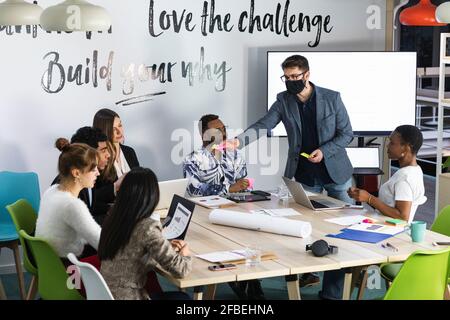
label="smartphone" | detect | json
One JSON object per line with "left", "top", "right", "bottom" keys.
{"left": 208, "top": 264, "right": 237, "bottom": 271}
{"left": 251, "top": 190, "right": 271, "bottom": 197}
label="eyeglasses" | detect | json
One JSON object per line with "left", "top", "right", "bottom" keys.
{"left": 280, "top": 71, "right": 307, "bottom": 83}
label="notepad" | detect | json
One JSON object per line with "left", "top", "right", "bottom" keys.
{"left": 195, "top": 250, "right": 277, "bottom": 264}
{"left": 196, "top": 251, "right": 246, "bottom": 263}
{"left": 324, "top": 215, "right": 367, "bottom": 226}
{"left": 346, "top": 223, "right": 405, "bottom": 236}
{"left": 188, "top": 195, "right": 235, "bottom": 209}
{"left": 385, "top": 218, "right": 408, "bottom": 227}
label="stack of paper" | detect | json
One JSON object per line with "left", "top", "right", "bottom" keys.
{"left": 196, "top": 250, "right": 277, "bottom": 264}
{"left": 196, "top": 251, "right": 246, "bottom": 263}
{"left": 346, "top": 223, "right": 405, "bottom": 235}
{"left": 324, "top": 215, "right": 367, "bottom": 226}
{"left": 188, "top": 195, "right": 235, "bottom": 209}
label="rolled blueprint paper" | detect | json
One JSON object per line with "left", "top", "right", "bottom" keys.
{"left": 209, "top": 209, "right": 312, "bottom": 238}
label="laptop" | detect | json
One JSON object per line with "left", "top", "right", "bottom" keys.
{"left": 345, "top": 147, "right": 384, "bottom": 175}
{"left": 282, "top": 176, "right": 349, "bottom": 211}
{"left": 155, "top": 178, "right": 189, "bottom": 218}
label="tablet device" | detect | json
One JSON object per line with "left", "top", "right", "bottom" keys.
{"left": 161, "top": 194, "right": 195, "bottom": 240}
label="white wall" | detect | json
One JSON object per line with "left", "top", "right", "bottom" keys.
{"left": 0, "top": 0, "right": 386, "bottom": 273}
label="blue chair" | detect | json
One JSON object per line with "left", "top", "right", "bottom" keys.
{"left": 0, "top": 171, "right": 40, "bottom": 299}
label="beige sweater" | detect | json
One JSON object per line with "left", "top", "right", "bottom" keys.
{"left": 100, "top": 217, "right": 192, "bottom": 300}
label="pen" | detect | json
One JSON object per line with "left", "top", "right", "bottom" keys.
{"left": 386, "top": 242, "right": 398, "bottom": 252}
{"left": 432, "top": 241, "right": 450, "bottom": 246}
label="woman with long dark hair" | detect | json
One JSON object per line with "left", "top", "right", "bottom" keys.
{"left": 98, "top": 167, "right": 192, "bottom": 300}
{"left": 93, "top": 108, "right": 140, "bottom": 179}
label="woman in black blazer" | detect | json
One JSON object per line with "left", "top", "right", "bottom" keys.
{"left": 93, "top": 108, "right": 140, "bottom": 179}
{"left": 93, "top": 108, "right": 161, "bottom": 293}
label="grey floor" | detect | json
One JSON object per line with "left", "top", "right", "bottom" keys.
{"left": 0, "top": 271, "right": 387, "bottom": 300}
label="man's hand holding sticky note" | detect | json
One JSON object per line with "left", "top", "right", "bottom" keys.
{"left": 246, "top": 178, "right": 255, "bottom": 190}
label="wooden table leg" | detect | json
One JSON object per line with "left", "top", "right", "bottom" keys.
{"left": 204, "top": 284, "right": 217, "bottom": 300}
{"left": 351, "top": 266, "right": 369, "bottom": 300}
{"left": 193, "top": 286, "right": 204, "bottom": 300}
{"left": 285, "top": 275, "right": 301, "bottom": 300}
{"left": 342, "top": 270, "right": 353, "bottom": 300}
{"left": 26, "top": 275, "right": 38, "bottom": 300}
{"left": 11, "top": 241, "right": 26, "bottom": 300}
{"left": 0, "top": 278, "right": 6, "bottom": 300}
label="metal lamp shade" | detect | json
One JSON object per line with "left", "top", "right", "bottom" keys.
{"left": 0, "top": 0, "right": 43, "bottom": 26}
{"left": 399, "top": 0, "right": 446, "bottom": 26}
{"left": 436, "top": 2, "right": 450, "bottom": 23}
{"left": 40, "top": 0, "right": 111, "bottom": 32}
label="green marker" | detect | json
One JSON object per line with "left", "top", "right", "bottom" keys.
{"left": 300, "top": 152, "right": 311, "bottom": 159}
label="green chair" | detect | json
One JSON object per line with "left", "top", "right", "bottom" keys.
{"left": 0, "top": 171, "right": 40, "bottom": 299}
{"left": 6, "top": 199, "right": 38, "bottom": 300}
{"left": 19, "top": 230, "right": 84, "bottom": 300}
{"left": 381, "top": 205, "right": 450, "bottom": 283}
{"left": 383, "top": 248, "right": 450, "bottom": 300}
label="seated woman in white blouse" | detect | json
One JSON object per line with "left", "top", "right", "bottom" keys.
{"left": 348, "top": 125, "right": 427, "bottom": 223}
{"left": 36, "top": 139, "right": 101, "bottom": 259}
{"left": 319, "top": 125, "right": 427, "bottom": 301}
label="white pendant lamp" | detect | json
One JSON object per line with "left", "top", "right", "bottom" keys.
{"left": 436, "top": 2, "right": 450, "bottom": 23}
{"left": 0, "top": 0, "right": 43, "bottom": 26}
{"left": 40, "top": 0, "right": 111, "bottom": 32}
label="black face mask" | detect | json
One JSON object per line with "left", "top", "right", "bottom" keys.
{"left": 285, "top": 79, "right": 306, "bottom": 95}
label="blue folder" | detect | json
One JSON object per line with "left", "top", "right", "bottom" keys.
{"left": 326, "top": 229, "right": 394, "bottom": 244}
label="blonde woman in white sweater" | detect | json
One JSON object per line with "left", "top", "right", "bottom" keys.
{"left": 36, "top": 138, "right": 101, "bottom": 260}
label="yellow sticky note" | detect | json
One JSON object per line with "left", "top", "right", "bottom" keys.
{"left": 300, "top": 152, "right": 311, "bottom": 159}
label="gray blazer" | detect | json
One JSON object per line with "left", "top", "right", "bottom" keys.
{"left": 237, "top": 85, "right": 354, "bottom": 185}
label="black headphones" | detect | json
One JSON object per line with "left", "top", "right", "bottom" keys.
{"left": 306, "top": 240, "right": 338, "bottom": 257}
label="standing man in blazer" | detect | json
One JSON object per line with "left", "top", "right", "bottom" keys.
{"left": 230, "top": 54, "right": 354, "bottom": 298}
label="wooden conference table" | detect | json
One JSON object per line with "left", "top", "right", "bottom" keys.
{"left": 157, "top": 195, "right": 450, "bottom": 300}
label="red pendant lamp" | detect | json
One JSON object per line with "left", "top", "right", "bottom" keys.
{"left": 399, "top": 0, "right": 446, "bottom": 26}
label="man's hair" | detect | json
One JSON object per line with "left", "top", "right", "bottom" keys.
{"left": 70, "top": 126, "right": 108, "bottom": 149}
{"left": 394, "top": 125, "right": 423, "bottom": 155}
{"left": 281, "top": 55, "right": 309, "bottom": 71}
{"left": 198, "top": 114, "right": 219, "bottom": 136}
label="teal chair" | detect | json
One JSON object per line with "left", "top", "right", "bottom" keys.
{"left": 20, "top": 230, "right": 84, "bottom": 300}
{"left": 0, "top": 171, "right": 40, "bottom": 299}
{"left": 383, "top": 248, "right": 450, "bottom": 300}
{"left": 381, "top": 205, "right": 450, "bottom": 287}
{"left": 6, "top": 199, "right": 38, "bottom": 300}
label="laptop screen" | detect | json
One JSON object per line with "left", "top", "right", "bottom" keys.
{"left": 345, "top": 148, "right": 380, "bottom": 169}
